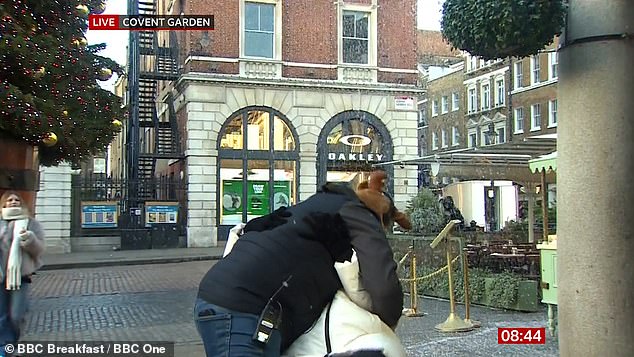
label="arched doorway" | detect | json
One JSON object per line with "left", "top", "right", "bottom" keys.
{"left": 317, "top": 110, "right": 393, "bottom": 193}
{"left": 217, "top": 106, "right": 300, "bottom": 240}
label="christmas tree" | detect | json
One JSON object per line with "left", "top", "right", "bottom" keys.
{"left": 0, "top": 0, "right": 125, "bottom": 166}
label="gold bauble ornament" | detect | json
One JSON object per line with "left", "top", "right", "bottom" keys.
{"left": 112, "top": 119, "right": 123, "bottom": 128}
{"left": 73, "top": 37, "right": 88, "bottom": 47}
{"left": 92, "top": 2, "right": 106, "bottom": 15}
{"left": 32, "top": 67, "right": 46, "bottom": 79}
{"left": 62, "top": 110, "right": 69, "bottom": 117}
{"left": 42, "top": 132, "right": 58, "bottom": 147}
{"left": 76, "top": 4, "right": 90, "bottom": 16}
{"left": 98, "top": 67, "right": 113, "bottom": 81}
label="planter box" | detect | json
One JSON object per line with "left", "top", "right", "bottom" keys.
{"left": 420, "top": 278, "right": 539, "bottom": 312}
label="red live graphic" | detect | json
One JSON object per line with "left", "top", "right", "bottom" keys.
{"left": 89, "top": 15, "right": 120, "bottom": 30}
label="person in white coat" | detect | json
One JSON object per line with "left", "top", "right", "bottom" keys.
{"left": 0, "top": 191, "right": 45, "bottom": 353}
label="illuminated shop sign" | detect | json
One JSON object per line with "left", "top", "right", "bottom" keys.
{"left": 328, "top": 134, "right": 384, "bottom": 162}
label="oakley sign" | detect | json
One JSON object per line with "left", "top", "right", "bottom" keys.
{"left": 339, "top": 134, "right": 372, "bottom": 147}
{"left": 327, "top": 134, "right": 384, "bottom": 162}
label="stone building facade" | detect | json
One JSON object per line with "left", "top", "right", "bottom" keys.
{"left": 158, "top": 0, "right": 422, "bottom": 246}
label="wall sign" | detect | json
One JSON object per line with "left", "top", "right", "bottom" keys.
{"left": 394, "top": 96, "right": 415, "bottom": 110}
{"left": 81, "top": 201, "right": 118, "bottom": 228}
{"left": 327, "top": 153, "right": 384, "bottom": 162}
{"left": 145, "top": 201, "right": 179, "bottom": 226}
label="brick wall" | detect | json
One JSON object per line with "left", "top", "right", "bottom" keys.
{"left": 427, "top": 69, "right": 465, "bottom": 153}
{"left": 173, "top": 0, "right": 417, "bottom": 84}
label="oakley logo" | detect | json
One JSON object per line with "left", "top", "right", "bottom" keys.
{"left": 339, "top": 135, "right": 371, "bottom": 147}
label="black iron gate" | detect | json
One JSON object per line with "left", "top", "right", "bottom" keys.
{"left": 71, "top": 174, "right": 187, "bottom": 248}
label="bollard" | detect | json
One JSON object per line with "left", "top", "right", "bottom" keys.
{"left": 403, "top": 244, "right": 425, "bottom": 317}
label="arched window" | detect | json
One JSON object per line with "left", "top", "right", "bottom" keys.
{"left": 317, "top": 110, "right": 393, "bottom": 193}
{"left": 217, "top": 107, "right": 299, "bottom": 228}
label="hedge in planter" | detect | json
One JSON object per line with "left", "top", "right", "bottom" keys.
{"left": 441, "top": 0, "right": 567, "bottom": 60}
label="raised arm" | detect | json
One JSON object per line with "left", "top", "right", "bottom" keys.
{"left": 339, "top": 201, "right": 403, "bottom": 328}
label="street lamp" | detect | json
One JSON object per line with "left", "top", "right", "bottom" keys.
{"left": 484, "top": 123, "right": 497, "bottom": 145}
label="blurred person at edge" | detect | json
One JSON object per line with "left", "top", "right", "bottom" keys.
{"left": 194, "top": 183, "right": 403, "bottom": 356}
{"left": 0, "top": 191, "right": 45, "bottom": 354}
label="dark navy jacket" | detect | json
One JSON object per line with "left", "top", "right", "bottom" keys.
{"left": 197, "top": 184, "right": 403, "bottom": 350}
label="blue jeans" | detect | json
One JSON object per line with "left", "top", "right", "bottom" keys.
{"left": 0, "top": 283, "right": 30, "bottom": 354}
{"left": 194, "top": 298, "right": 281, "bottom": 357}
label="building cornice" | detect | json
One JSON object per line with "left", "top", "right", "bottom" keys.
{"left": 175, "top": 72, "right": 426, "bottom": 95}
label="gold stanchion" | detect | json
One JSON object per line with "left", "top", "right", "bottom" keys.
{"left": 430, "top": 220, "right": 474, "bottom": 333}
{"left": 461, "top": 245, "right": 481, "bottom": 328}
{"left": 403, "top": 244, "right": 425, "bottom": 317}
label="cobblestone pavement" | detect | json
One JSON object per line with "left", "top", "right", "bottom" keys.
{"left": 24, "top": 261, "right": 558, "bottom": 356}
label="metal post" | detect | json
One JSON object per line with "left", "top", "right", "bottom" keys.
{"left": 462, "top": 246, "right": 480, "bottom": 328}
{"left": 541, "top": 169, "right": 548, "bottom": 241}
{"left": 435, "top": 239, "right": 473, "bottom": 332}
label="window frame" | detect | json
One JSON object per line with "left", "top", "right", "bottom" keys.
{"left": 495, "top": 77, "right": 505, "bottom": 106}
{"left": 441, "top": 96, "right": 449, "bottom": 114}
{"left": 240, "top": 0, "right": 282, "bottom": 60}
{"left": 548, "top": 99, "right": 558, "bottom": 127}
{"left": 432, "top": 99, "right": 439, "bottom": 117}
{"left": 468, "top": 86, "right": 477, "bottom": 113}
{"left": 548, "top": 52, "right": 559, "bottom": 80}
{"left": 514, "top": 61, "right": 523, "bottom": 88}
{"left": 514, "top": 107, "right": 524, "bottom": 134}
{"left": 481, "top": 82, "right": 490, "bottom": 110}
{"left": 531, "top": 104, "right": 542, "bottom": 131}
{"left": 432, "top": 131, "right": 439, "bottom": 150}
{"left": 338, "top": 4, "right": 377, "bottom": 66}
{"left": 530, "top": 55, "right": 541, "bottom": 85}
{"left": 452, "top": 126, "right": 460, "bottom": 146}
{"left": 441, "top": 128, "right": 448, "bottom": 148}
{"left": 452, "top": 92, "right": 459, "bottom": 111}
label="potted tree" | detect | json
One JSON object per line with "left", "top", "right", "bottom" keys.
{"left": 441, "top": 0, "right": 567, "bottom": 60}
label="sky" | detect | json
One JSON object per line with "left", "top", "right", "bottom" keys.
{"left": 87, "top": 0, "right": 444, "bottom": 92}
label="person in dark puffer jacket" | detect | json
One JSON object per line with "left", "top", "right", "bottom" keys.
{"left": 195, "top": 183, "right": 403, "bottom": 357}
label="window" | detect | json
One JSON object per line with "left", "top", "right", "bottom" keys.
{"left": 497, "top": 127, "right": 506, "bottom": 143}
{"left": 481, "top": 127, "right": 493, "bottom": 146}
{"left": 418, "top": 109, "right": 427, "bottom": 127}
{"left": 441, "top": 96, "right": 449, "bottom": 114}
{"left": 514, "top": 62, "right": 523, "bottom": 88}
{"left": 452, "top": 126, "right": 459, "bottom": 146}
{"left": 441, "top": 129, "right": 448, "bottom": 148}
{"left": 514, "top": 107, "right": 524, "bottom": 133}
{"left": 531, "top": 104, "right": 541, "bottom": 130}
{"left": 495, "top": 78, "right": 505, "bottom": 106}
{"left": 468, "top": 87, "right": 477, "bottom": 113}
{"left": 342, "top": 11, "right": 369, "bottom": 64}
{"left": 218, "top": 107, "right": 299, "bottom": 225}
{"left": 481, "top": 83, "right": 490, "bottom": 110}
{"left": 432, "top": 132, "right": 439, "bottom": 150}
{"left": 244, "top": 2, "right": 275, "bottom": 58}
{"left": 468, "top": 56, "right": 477, "bottom": 71}
{"left": 531, "top": 55, "right": 541, "bottom": 84}
{"left": 432, "top": 100, "right": 439, "bottom": 116}
{"left": 549, "top": 52, "right": 559, "bottom": 79}
{"left": 468, "top": 131, "right": 477, "bottom": 147}
{"left": 549, "top": 99, "right": 558, "bottom": 127}
{"left": 452, "top": 92, "right": 459, "bottom": 111}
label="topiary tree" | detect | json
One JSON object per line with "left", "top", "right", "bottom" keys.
{"left": 441, "top": 0, "right": 567, "bottom": 60}
{"left": 405, "top": 188, "right": 445, "bottom": 235}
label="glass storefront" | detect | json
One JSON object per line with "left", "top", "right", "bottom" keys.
{"left": 318, "top": 110, "right": 393, "bottom": 192}
{"left": 218, "top": 107, "right": 298, "bottom": 226}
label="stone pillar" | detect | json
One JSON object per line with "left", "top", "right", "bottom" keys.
{"left": 35, "top": 163, "right": 73, "bottom": 254}
{"left": 558, "top": 1, "right": 633, "bottom": 355}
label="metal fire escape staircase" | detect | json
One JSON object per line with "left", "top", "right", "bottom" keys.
{"left": 127, "top": 0, "right": 181, "bottom": 203}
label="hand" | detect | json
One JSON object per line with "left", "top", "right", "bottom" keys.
{"left": 19, "top": 230, "right": 32, "bottom": 246}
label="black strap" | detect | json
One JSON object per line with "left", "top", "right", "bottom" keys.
{"left": 325, "top": 302, "right": 333, "bottom": 353}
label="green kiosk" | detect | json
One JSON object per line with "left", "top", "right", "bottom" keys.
{"left": 529, "top": 151, "right": 558, "bottom": 336}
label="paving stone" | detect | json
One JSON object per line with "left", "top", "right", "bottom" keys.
{"left": 23, "top": 261, "right": 558, "bottom": 356}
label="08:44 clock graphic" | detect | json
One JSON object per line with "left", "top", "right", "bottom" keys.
{"left": 498, "top": 327, "right": 546, "bottom": 344}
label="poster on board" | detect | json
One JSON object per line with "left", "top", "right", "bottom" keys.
{"left": 145, "top": 202, "right": 179, "bottom": 227}
{"left": 81, "top": 201, "right": 118, "bottom": 228}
